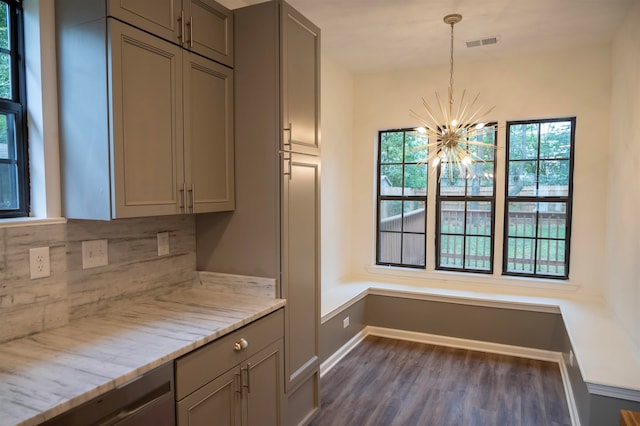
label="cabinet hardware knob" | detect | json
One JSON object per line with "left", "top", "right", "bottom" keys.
{"left": 234, "top": 338, "right": 249, "bottom": 351}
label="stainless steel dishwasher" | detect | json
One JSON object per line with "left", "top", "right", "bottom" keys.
{"left": 42, "top": 362, "right": 175, "bottom": 426}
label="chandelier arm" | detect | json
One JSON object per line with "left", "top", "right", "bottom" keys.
{"left": 434, "top": 91, "right": 450, "bottom": 128}
{"left": 461, "top": 104, "right": 496, "bottom": 131}
{"left": 455, "top": 92, "right": 481, "bottom": 125}
{"left": 419, "top": 97, "right": 447, "bottom": 130}
{"left": 453, "top": 89, "right": 466, "bottom": 126}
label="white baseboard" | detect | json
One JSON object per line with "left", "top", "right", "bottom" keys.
{"left": 321, "top": 326, "right": 580, "bottom": 426}
{"left": 319, "top": 329, "right": 368, "bottom": 377}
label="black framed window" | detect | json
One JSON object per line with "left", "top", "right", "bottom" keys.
{"left": 376, "top": 128, "right": 427, "bottom": 268}
{"left": 0, "top": 0, "right": 28, "bottom": 218}
{"left": 503, "top": 118, "right": 575, "bottom": 279}
{"left": 436, "top": 124, "right": 496, "bottom": 272}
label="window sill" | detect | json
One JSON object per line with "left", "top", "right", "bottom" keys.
{"left": 364, "top": 264, "right": 581, "bottom": 293}
{"left": 0, "top": 217, "right": 67, "bottom": 229}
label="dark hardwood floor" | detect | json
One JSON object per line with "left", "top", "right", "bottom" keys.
{"left": 310, "top": 336, "right": 571, "bottom": 426}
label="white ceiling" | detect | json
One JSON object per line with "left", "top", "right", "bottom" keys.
{"left": 219, "top": 0, "right": 635, "bottom": 73}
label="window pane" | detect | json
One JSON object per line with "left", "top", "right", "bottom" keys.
{"left": 466, "top": 201, "right": 491, "bottom": 236}
{"left": 507, "top": 202, "right": 537, "bottom": 237}
{"left": 378, "top": 232, "right": 401, "bottom": 264}
{"left": 439, "top": 161, "right": 466, "bottom": 196}
{"left": 538, "top": 160, "right": 570, "bottom": 196}
{"left": 379, "top": 200, "right": 402, "bottom": 231}
{"left": 439, "top": 234, "right": 463, "bottom": 267}
{"left": 0, "top": 162, "right": 18, "bottom": 209}
{"left": 0, "top": 51, "right": 11, "bottom": 100}
{"left": 380, "top": 165, "right": 403, "bottom": 195}
{"left": 464, "top": 236, "right": 491, "bottom": 270}
{"left": 403, "top": 200, "right": 425, "bottom": 233}
{"left": 540, "top": 121, "right": 571, "bottom": 159}
{"left": 508, "top": 161, "right": 537, "bottom": 196}
{"left": 536, "top": 239, "right": 566, "bottom": 276}
{"left": 537, "top": 203, "right": 566, "bottom": 239}
{"left": 467, "top": 128, "right": 495, "bottom": 161}
{"left": 0, "top": 112, "right": 14, "bottom": 160}
{"left": 404, "top": 131, "right": 427, "bottom": 163}
{"left": 505, "top": 237, "right": 535, "bottom": 273}
{"left": 403, "top": 164, "right": 426, "bottom": 196}
{"left": 509, "top": 123, "right": 538, "bottom": 160}
{"left": 440, "top": 201, "right": 464, "bottom": 234}
{"left": 402, "top": 233, "right": 425, "bottom": 266}
{"left": 467, "top": 162, "right": 494, "bottom": 195}
{"left": 0, "top": 2, "right": 8, "bottom": 51}
{"left": 380, "top": 132, "right": 404, "bottom": 163}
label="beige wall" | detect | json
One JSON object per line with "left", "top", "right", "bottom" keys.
{"left": 345, "top": 44, "right": 611, "bottom": 297}
{"left": 320, "top": 55, "right": 354, "bottom": 290}
{"left": 606, "top": 1, "right": 640, "bottom": 349}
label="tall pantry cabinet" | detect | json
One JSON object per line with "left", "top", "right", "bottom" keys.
{"left": 196, "top": 1, "right": 321, "bottom": 424}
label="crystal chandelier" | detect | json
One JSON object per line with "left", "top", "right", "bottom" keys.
{"left": 411, "top": 14, "right": 497, "bottom": 179}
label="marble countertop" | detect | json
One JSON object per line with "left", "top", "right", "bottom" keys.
{"left": 0, "top": 288, "right": 286, "bottom": 426}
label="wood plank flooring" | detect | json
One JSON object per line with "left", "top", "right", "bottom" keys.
{"left": 310, "top": 336, "right": 571, "bottom": 426}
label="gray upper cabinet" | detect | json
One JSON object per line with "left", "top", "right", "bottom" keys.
{"left": 281, "top": 2, "right": 320, "bottom": 155}
{"left": 110, "top": 20, "right": 185, "bottom": 218}
{"left": 56, "top": 1, "right": 234, "bottom": 219}
{"left": 109, "top": 0, "right": 234, "bottom": 67}
{"left": 184, "top": 52, "right": 235, "bottom": 213}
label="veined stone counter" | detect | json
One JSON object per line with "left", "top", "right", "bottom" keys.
{"left": 0, "top": 287, "right": 285, "bottom": 426}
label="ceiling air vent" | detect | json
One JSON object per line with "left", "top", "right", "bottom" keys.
{"left": 465, "top": 35, "right": 500, "bottom": 48}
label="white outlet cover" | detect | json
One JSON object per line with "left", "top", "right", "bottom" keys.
{"left": 157, "top": 232, "right": 170, "bottom": 256}
{"left": 343, "top": 316, "right": 350, "bottom": 328}
{"left": 82, "top": 239, "right": 109, "bottom": 269}
{"left": 29, "top": 246, "right": 51, "bottom": 279}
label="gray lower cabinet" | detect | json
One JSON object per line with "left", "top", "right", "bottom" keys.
{"left": 176, "top": 309, "right": 285, "bottom": 426}
{"left": 56, "top": 6, "right": 234, "bottom": 219}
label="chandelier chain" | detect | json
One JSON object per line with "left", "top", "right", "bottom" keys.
{"left": 449, "top": 21, "right": 455, "bottom": 108}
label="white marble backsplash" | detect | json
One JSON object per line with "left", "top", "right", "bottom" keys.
{"left": 0, "top": 215, "right": 196, "bottom": 343}
{"left": 195, "top": 271, "right": 276, "bottom": 298}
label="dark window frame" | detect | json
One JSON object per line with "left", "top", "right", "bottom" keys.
{"left": 376, "top": 128, "right": 427, "bottom": 269}
{"left": 0, "top": 0, "right": 29, "bottom": 218}
{"left": 502, "top": 117, "right": 576, "bottom": 279}
{"left": 435, "top": 124, "right": 497, "bottom": 274}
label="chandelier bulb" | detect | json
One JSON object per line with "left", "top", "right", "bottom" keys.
{"left": 461, "top": 155, "right": 472, "bottom": 166}
{"left": 431, "top": 156, "right": 441, "bottom": 168}
{"left": 475, "top": 122, "right": 485, "bottom": 130}
{"left": 451, "top": 119, "right": 458, "bottom": 127}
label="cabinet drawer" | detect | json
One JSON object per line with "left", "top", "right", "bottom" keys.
{"left": 176, "top": 309, "right": 283, "bottom": 400}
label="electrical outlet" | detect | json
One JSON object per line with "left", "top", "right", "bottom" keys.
{"left": 157, "top": 232, "right": 170, "bottom": 256}
{"left": 343, "top": 316, "right": 350, "bottom": 329}
{"left": 29, "top": 247, "right": 50, "bottom": 279}
{"left": 82, "top": 239, "right": 108, "bottom": 269}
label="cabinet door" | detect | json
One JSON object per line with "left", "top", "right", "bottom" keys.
{"left": 245, "top": 340, "right": 284, "bottom": 426}
{"left": 183, "top": 52, "right": 235, "bottom": 213}
{"left": 281, "top": 154, "right": 320, "bottom": 391}
{"left": 108, "top": 0, "right": 181, "bottom": 44}
{"left": 177, "top": 367, "right": 242, "bottom": 426}
{"left": 109, "top": 20, "right": 184, "bottom": 218}
{"left": 281, "top": 3, "right": 320, "bottom": 155}
{"left": 183, "top": 0, "right": 234, "bottom": 66}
